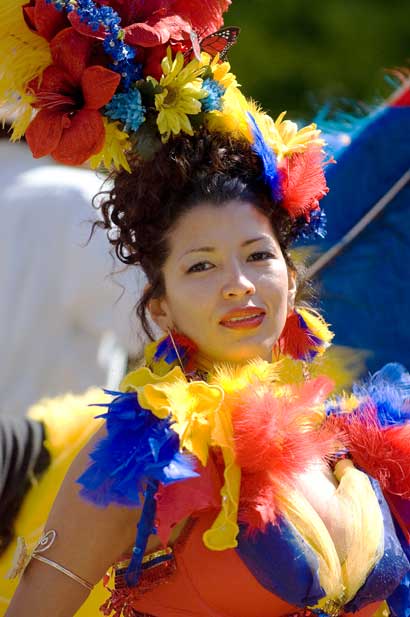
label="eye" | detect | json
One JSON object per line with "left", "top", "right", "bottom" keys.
{"left": 247, "top": 251, "right": 276, "bottom": 262}
{"left": 187, "top": 261, "right": 215, "bottom": 273}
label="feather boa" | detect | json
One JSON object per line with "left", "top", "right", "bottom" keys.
{"left": 78, "top": 389, "right": 197, "bottom": 507}
{"left": 230, "top": 375, "right": 338, "bottom": 530}
{"left": 326, "top": 363, "right": 410, "bottom": 500}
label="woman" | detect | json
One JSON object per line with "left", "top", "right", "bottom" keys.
{"left": 6, "top": 129, "right": 410, "bottom": 617}
{"left": 3, "top": 1, "right": 410, "bottom": 616}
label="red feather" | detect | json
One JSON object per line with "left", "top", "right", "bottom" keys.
{"left": 232, "top": 377, "right": 338, "bottom": 529}
{"left": 280, "top": 146, "right": 330, "bottom": 219}
{"left": 328, "top": 403, "right": 410, "bottom": 498}
{"left": 276, "top": 311, "right": 319, "bottom": 360}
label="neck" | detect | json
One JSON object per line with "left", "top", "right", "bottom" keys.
{"left": 194, "top": 350, "right": 272, "bottom": 375}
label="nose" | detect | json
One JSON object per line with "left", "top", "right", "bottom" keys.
{"left": 221, "top": 265, "right": 256, "bottom": 299}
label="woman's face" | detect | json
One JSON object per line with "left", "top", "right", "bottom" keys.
{"left": 150, "top": 200, "right": 295, "bottom": 364}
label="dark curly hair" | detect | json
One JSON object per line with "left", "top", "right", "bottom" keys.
{"left": 96, "top": 129, "right": 311, "bottom": 339}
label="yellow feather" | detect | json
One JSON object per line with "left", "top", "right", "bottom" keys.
{"left": 0, "top": 0, "right": 51, "bottom": 139}
{"left": 0, "top": 389, "right": 108, "bottom": 616}
{"left": 298, "top": 307, "right": 334, "bottom": 347}
{"left": 210, "top": 358, "right": 279, "bottom": 394}
{"left": 279, "top": 487, "right": 344, "bottom": 602}
{"left": 333, "top": 460, "right": 384, "bottom": 603}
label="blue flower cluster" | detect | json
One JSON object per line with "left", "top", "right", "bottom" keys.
{"left": 45, "top": 0, "right": 75, "bottom": 11}
{"left": 110, "top": 58, "right": 143, "bottom": 91}
{"left": 105, "top": 88, "right": 146, "bottom": 132}
{"left": 46, "top": 0, "right": 138, "bottom": 91}
{"left": 201, "top": 78, "right": 226, "bottom": 112}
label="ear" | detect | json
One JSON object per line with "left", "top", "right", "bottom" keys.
{"left": 148, "top": 296, "right": 174, "bottom": 333}
{"left": 287, "top": 269, "right": 297, "bottom": 313}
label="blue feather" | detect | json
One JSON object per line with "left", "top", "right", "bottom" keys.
{"left": 352, "top": 363, "right": 410, "bottom": 427}
{"left": 77, "top": 390, "right": 198, "bottom": 507}
{"left": 247, "top": 112, "right": 283, "bottom": 202}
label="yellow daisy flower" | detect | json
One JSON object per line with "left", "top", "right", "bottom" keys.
{"left": 149, "top": 48, "right": 206, "bottom": 143}
{"left": 89, "top": 119, "right": 131, "bottom": 172}
{"left": 206, "top": 84, "right": 252, "bottom": 138}
{"left": 201, "top": 52, "right": 238, "bottom": 89}
{"left": 257, "top": 111, "right": 326, "bottom": 161}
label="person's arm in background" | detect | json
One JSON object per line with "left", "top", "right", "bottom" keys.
{"left": 5, "top": 426, "right": 140, "bottom": 617}
{"left": 0, "top": 417, "right": 50, "bottom": 554}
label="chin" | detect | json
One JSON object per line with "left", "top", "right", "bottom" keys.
{"left": 213, "top": 341, "right": 273, "bottom": 364}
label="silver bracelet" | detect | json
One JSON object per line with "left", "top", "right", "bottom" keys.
{"left": 7, "top": 529, "right": 94, "bottom": 591}
{"left": 31, "top": 553, "right": 94, "bottom": 591}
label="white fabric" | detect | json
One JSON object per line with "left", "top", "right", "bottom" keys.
{"left": 0, "top": 142, "right": 148, "bottom": 416}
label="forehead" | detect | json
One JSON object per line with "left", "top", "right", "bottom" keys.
{"left": 167, "top": 200, "right": 277, "bottom": 253}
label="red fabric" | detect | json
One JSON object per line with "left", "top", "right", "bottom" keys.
{"left": 391, "top": 86, "right": 410, "bottom": 107}
{"left": 120, "top": 510, "right": 382, "bottom": 617}
{"left": 156, "top": 456, "right": 222, "bottom": 545}
{"left": 26, "top": 28, "right": 120, "bottom": 165}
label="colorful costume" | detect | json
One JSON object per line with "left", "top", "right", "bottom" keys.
{"left": 77, "top": 336, "right": 410, "bottom": 617}
{"left": 2, "top": 2, "right": 410, "bottom": 617}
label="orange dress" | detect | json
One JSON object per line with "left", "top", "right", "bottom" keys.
{"left": 105, "top": 510, "right": 382, "bottom": 617}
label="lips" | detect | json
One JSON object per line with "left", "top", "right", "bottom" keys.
{"left": 219, "top": 307, "right": 266, "bottom": 330}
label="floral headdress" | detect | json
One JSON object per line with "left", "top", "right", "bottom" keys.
{"left": 0, "top": 0, "right": 330, "bottom": 239}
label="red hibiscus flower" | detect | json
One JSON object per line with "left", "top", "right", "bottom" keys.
{"left": 23, "top": 0, "right": 69, "bottom": 41}
{"left": 69, "top": 0, "right": 231, "bottom": 78}
{"left": 111, "top": 0, "right": 231, "bottom": 47}
{"left": 26, "top": 28, "right": 121, "bottom": 166}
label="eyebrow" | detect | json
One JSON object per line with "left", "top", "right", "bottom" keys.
{"left": 183, "top": 236, "right": 269, "bottom": 256}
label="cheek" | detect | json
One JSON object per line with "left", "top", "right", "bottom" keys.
{"left": 165, "top": 280, "right": 214, "bottom": 330}
{"left": 258, "top": 266, "right": 289, "bottom": 306}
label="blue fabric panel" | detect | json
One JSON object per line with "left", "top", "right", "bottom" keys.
{"left": 310, "top": 106, "right": 410, "bottom": 372}
{"left": 236, "top": 517, "right": 325, "bottom": 607}
{"left": 387, "top": 520, "right": 410, "bottom": 617}
{"left": 345, "top": 477, "right": 410, "bottom": 612}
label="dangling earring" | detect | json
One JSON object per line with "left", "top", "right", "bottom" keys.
{"left": 275, "top": 307, "right": 334, "bottom": 361}
{"left": 151, "top": 329, "right": 198, "bottom": 373}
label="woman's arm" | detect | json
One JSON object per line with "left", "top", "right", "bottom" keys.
{"left": 5, "top": 426, "right": 140, "bottom": 617}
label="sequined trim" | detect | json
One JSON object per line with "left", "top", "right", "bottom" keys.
{"left": 113, "top": 547, "right": 176, "bottom": 593}
{"left": 286, "top": 608, "right": 345, "bottom": 617}
{"left": 100, "top": 520, "right": 197, "bottom": 616}
{"left": 100, "top": 548, "right": 176, "bottom": 616}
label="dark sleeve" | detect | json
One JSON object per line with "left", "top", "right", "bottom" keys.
{"left": 0, "top": 416, "right": 50, "bottom": 555}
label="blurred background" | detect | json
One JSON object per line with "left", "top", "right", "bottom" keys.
{"left": 225, "top": 0, "right": 409, "bottom": 120}
{"left": 223, "top": 0, "right": 410, "bottom": 375}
